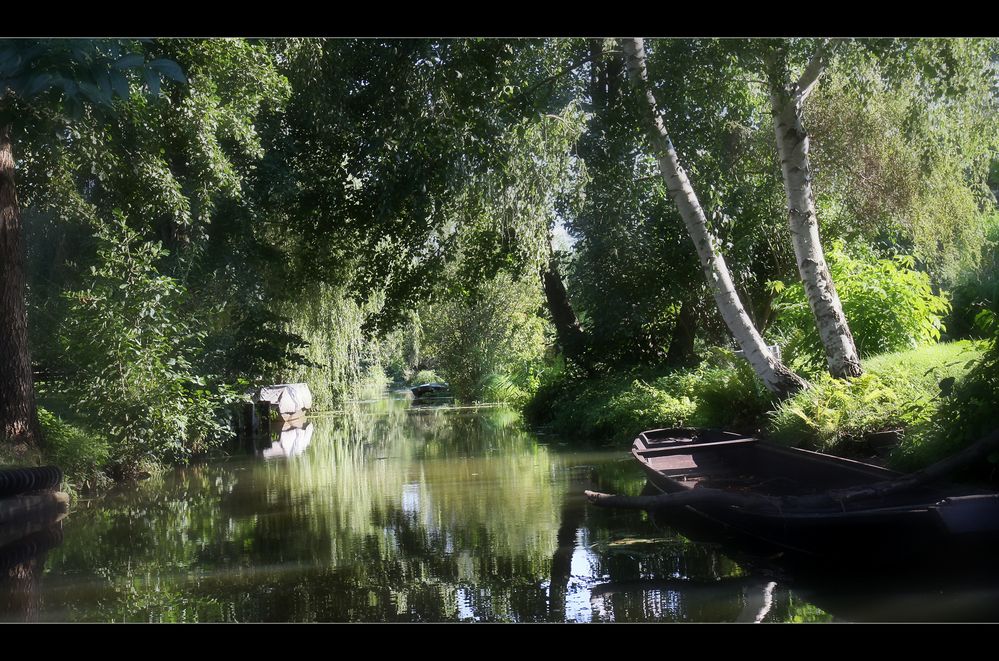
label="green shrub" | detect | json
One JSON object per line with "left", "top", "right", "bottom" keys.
{"left": 410, "top": 369, "right": 440, "bottom": 385}
{"left": 526, "top": 342, "right": 982, "bottom": 453}
{"left": 772, "top": 244, "right": 950, "bottom": 368}
{"left": 57, "top": 217, "right": 235, "bottom": 475}
{"left": 37, "top": 407, "right": 110, "bottom": 489}
{"left": 529, "top": 359, "right": 756, "bottom": 444}
{"left": 422, "top": 272, "right": 549, "bottom": 403}
{"left": 769, "top": 372, "right": 932, "bottom": 454}
{"left": 480, "top": 371, "right": 528, "bottom": 406}
{"left": 894, "top": 313, "right": 999, "bottom": 471}
{"left": 686, "top": 351, "right": 775, "bottom": 432}
{"left": 946, "top": 214, "right": 999, "bottom": 340}
{"left": 538, "top": 372, "right": 692, "bottom": 444}
{"left": 768, "top": 341, "right": 981, "bottom": 456}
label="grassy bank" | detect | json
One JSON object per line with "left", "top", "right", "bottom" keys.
{"left": 769, "top": 341, "right": 981, "bottom": 460}
{"left": 525, "top": 341, "right": 984, "bottom": 468}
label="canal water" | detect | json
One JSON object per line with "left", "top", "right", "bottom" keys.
{"left": 3, "top": 397, "right": 999, "bottom": 622}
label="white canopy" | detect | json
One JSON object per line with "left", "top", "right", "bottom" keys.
{"left": 253, "top": 383, "right": 313, "bottom": 414}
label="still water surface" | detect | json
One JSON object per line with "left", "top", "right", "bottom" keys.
{"left": 4, "top": 397, "right": 999, "bottom": 622}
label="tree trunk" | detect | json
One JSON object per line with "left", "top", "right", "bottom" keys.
{"left": 0, "top": 124, "right": 41, "bottom": 449}
{"left": 621, "top": 38, "right": 807, "bottom": 398}
{"left": 541, "top": 247, "right": 588, "bottom": 366}
{"left": 665, "top": 299, "right": 697, "bottom": 367}
{"left": 768, "top": 49, "right": 863, "bottom": 379}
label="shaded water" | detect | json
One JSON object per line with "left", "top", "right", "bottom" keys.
{"left": 3, "top": 398, "right": 999, "bottom": 622}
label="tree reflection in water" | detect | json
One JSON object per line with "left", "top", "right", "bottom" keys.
{"left": 18, "top": 397, "right": 954, "bottom": 622}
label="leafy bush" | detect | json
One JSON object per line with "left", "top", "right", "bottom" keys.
{"left": 37, "top": 407, "right": 110, "bottom": 490}
{"left": 946, "top": 213, "right": 999, "bottom": 340}
{"left": 769, "top": 341, "right": 981, "bottom": 456}
{"left": 422, "top": 272, "right": 549, "bottom": 403}
{"left": 769, "top": 373, "right": 932, "bottom": 454}
{"left": 894, "top": 312, "right": 999, "bottom": 471}
{"left": 687, "top": 350, "right": 775, "bottom": 432}
{"left": 772, "top": 244, "right": 950, "bottom": 368}
{"left": 56, "top": 218, "right": 234, "bottom": 476}
{"left": 545, "top": 374, "right": 696, "bottom": 444}
{"left": 527, "top": 352, "right": 771, "bottom": 444}
{"left": 480, "top": 371, "right": 528, "bottom": 406}
{"left": 527, "top": 342, "right": 982, "bottom": 454}
{"left": 410, "top": 369, "right": 440, "bottom": 386}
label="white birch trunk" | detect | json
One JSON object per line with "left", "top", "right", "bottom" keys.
{"left": 622, "top": 38, "right": 807, "bottom": 397}
{"left": 769, "top": 48, "right": 863, "bottom": 379}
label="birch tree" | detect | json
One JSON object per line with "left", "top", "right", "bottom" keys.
{"left": 766, "top": 40, "right": 863, "bottom": 378}
{"left": 621, "top": 38, "right": 807, "bottom": 397}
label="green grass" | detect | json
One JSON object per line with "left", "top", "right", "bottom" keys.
{"left": 37, "top": 407, "right": 112, "bottom": 491}
{"left": 863, "top": 341, "right": 980, "bottom": 388}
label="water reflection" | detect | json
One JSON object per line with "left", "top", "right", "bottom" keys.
{"left": 9, "top": 397, "right": 996, "bottom": 622}
{"left": 260, "top": 420, "right": 314, "bottom": 459}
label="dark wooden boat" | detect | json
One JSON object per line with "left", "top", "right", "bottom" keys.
{"left": 632, "top": 428, "right": 999, "bottom": 567}
{"left": 410, "top": 382, "right": 451, "bottom": 398}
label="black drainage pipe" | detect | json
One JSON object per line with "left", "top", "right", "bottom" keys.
{"left": 0, "top": 467, "right": 63, "bottom": 499}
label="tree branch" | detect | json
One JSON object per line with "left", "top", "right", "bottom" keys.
{"left": 795, "top": 39, "right": 845, "bottom": 105}
{"left": 513, "top": 54, "right": 593, "bottom": 106}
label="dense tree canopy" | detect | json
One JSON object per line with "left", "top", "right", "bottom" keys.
{"left": 2, "top": 37, "right": 996, "bottom": 480}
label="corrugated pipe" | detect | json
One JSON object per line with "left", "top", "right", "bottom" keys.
{"left": 0, "top": 467, "right": 63, "bottom": 498}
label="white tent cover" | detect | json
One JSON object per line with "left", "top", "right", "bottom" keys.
{"left": 253, "top": 383, "right": 313, "bottom": 414}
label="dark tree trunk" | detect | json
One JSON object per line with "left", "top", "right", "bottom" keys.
{"left": 541, "top": 252, "right": 587, "bottom": 366}
{"left": 0, "top": 124, "right": 41, "bottom": 449}
{"left": 666, "top": 299, "right": 697, "bottom": 367}
{"left": 589, "top": 39, "right": 605, "bottom": 111}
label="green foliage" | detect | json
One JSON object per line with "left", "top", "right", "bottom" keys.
{"left": 54, "top": 217, "right": 234, "bottom": 474}
{"left": 894, "top": 313, "right": 999, "bottom": 471}
{"left": 532, "top": 341, "right": 983, "bottom": 453}
{"left": 283, "top": 285, "right": 389, "bottom": 407}
{"left": 1, "top": 39, "right": 185, "bottom": 119}
{"left": 946, "top": 213, "right": 999, "bottom": 340}
{"left": 537, "top": 373, "right": 696, "bottom": 444}
{"left": 772, "top": 244, "right": 950, "bottom": 367}
{"left": 409, "top": 370, "right": 440, "bottom": 387}
{"left": 8, "top": 37, "right": 999, "bottom": 485}
{"left": 422, "top": 272, "right": 549, "bottom": 404}
{"left": 808, "top": 39, "right": 999, "bottom": 289}
{"left": 528, "top": 350, "right": 774, "bottom": 444}
{"left": 37, "top": 407, "right": 109, "bottom": 489}
{"left": 768, "top": 341, "right": 981, "bottom": 455}
{"left": 571, "top": 39, "right": 792, "bottom": 368}
{"left": 376, "top": 311, "right": 423, "bottom": 384}
{"left": 687, "top": 350, "right": 776, "bottom": 431}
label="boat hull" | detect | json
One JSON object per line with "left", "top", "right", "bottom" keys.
{"left": 634, "top": 428, "right": 999, "bottom": 568}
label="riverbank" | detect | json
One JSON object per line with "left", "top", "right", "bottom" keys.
{"left": 524, "top": 340, "right": 984, "bottom": 470}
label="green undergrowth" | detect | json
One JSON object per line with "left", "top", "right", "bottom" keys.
{"left": 768, "top": 340, "right": 981, "bottom": 457}
{"left": 0, "top": 408, "right": 113, "bottom": 494}
{"left": 893, "top": 314, "right": 999, "bottom": 472}
{"left": 524, "top": 349, "right": 775, "bottom": 444}
{"left": 526, "top": 342, "right": 984, "bottom": 461}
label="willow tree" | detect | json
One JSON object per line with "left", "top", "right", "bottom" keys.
{"left": 622, "top": 38, "right": 807, "bottom": 396}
